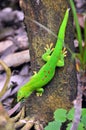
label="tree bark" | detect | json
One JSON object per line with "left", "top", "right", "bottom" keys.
{"left": 20, "top": 0, "right": 77, "bottom": 123}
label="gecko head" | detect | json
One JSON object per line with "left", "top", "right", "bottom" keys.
{"left": 17, "top": 87, "right": 32, "bottom": 102}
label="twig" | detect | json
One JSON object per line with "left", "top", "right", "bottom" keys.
{"left": 21, "top": 117, "right": 35, "bottom": 130}
{"left": 70, "top": 72, "right": 82, "bottom": 130}
{"left": 0, "top": 60, "right": 11, "bottom": 98}
{"left": 8, "top": 102, "right": 21, "bottom": 117}
{"left": 0, "top": 50, "right": 30, "bottom": 71}
{"left": 15, "top": 117, "right": 33, "bottom": 129}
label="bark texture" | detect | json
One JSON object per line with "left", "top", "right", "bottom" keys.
{"left": 20, "top": 0, "right": 77, "bottom": 123}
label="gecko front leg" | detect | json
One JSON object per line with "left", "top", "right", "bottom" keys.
{"left": 36, "top": 88, "right": 44, "bottom": 96}
{"left": 42, "top": 43, "right": 54, "bottom": 62}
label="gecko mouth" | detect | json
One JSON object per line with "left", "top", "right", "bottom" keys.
{"left": 17, "top": 96, "right": 25, "bottom": 102}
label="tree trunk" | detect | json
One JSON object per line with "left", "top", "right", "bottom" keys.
{"left": 20, "top": 0, "right": 77, "bottom": 123}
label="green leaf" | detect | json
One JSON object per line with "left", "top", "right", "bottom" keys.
{"left": 67, "top": 107, "right": 75, "bottom": 121}
{"left": 69, "top": 0, "right": 83, "bottom": 55}
{"left": 66, "top": 123, "right": 72, "bottom": 130}
{"left": 44, "top": 121, "right": 61, "bottom": 130}
{"left": 54, "top": 108, "right": 67, "bottom": 122}
{"left": 83, "top": 47, "right": 86, "bottom": 65}
{"left": 81, "top": 115, "right": 86, "bottom": 128}
{"left": 81, "top": 108, "right": 86, "bottom": 117}
{"left": 77, "top": 122, "right": 84, "bottom": 130}
{"left": 66, "top": 122, "right": 84, "bottom": 130}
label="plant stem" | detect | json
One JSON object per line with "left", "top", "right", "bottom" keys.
{"left": 69, "top": 0, "right": 83, "bottom": 55}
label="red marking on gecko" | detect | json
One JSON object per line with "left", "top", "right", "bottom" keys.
{"left": 43, "top": 70, "right": 46, "bottom": 73}
{"left": 45, "top": 75, "right": 47, "bottom": 78}
{"left": 48, "top": 71, "right": 50, "bottom": 74}
{"left": 42, "top": 75, "right": 48, "bottom": 81}
{"left": 50, "top": 67, "right": 52, "bottom": 70}
{"left": 42, "top": 78, "right": 45, "bottom": 81}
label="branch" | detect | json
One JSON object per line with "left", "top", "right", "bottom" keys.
{"left": 0, "top": 60, "right": 11, "bottom": 98}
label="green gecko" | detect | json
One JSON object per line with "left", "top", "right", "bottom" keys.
{"left": 17, "top": 9, "right": 69, "bottom": 102}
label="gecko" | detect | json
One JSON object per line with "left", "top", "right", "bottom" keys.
{"left": 17, "top": 9, "right": 69, "bottom": 102}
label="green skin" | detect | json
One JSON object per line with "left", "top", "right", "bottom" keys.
{"left": 17, "top": 9, "right": 69, "bottom": 102}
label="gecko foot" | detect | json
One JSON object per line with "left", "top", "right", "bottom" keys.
{"left": 56, "top": 48, "right": 67, "bottom": 67}
{"left": 42, "top": 43, "right": 54, "bottom": 62}
{"left": 44, "top": 43, "right": 54, "bottom": 53}
{"left": 62, "top": 47, "right": 67, "bottom": 57}
{"left": 36, "top": 93, "right": 42, "bottom": 96}
{"left": 33, "top": 71, "right": 37, "bottom": 75}
{"left": 36, "top": 88, "right": 44, "bottom": 96}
